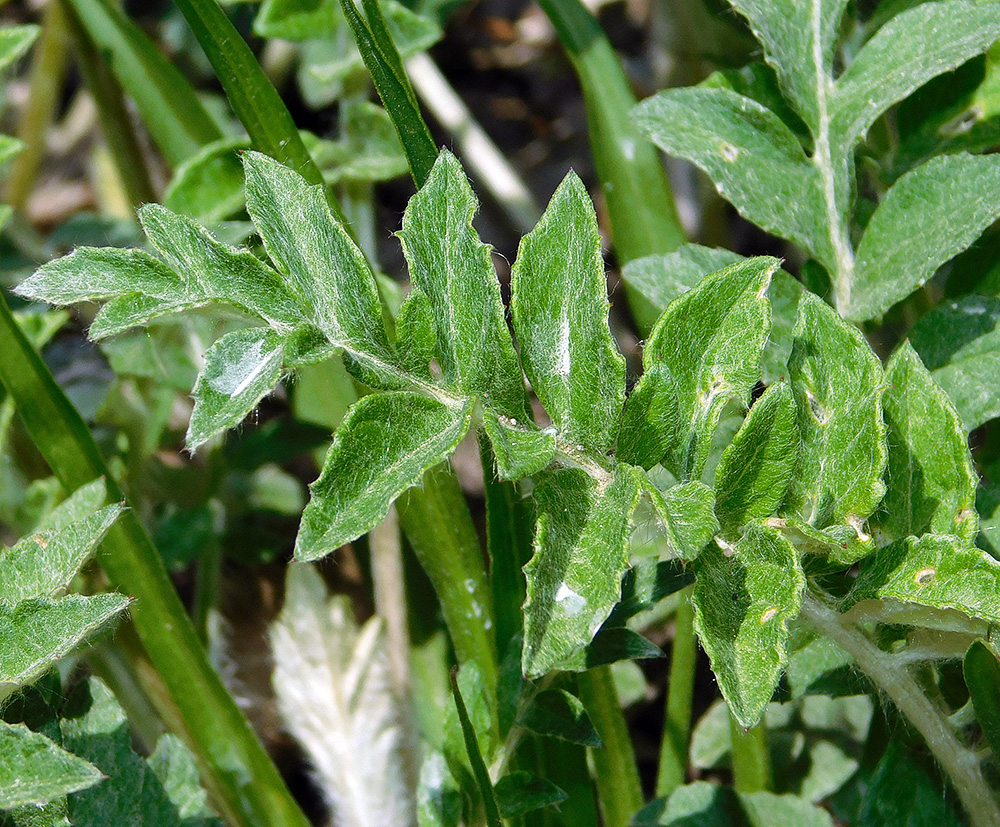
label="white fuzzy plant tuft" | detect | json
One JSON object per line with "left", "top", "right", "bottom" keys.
{"left": 269, "top": 564, "right": 414, "bottom": 827}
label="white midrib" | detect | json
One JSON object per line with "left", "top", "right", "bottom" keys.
{"left": 810, "top": 0, "right": 855, "bottom": 317}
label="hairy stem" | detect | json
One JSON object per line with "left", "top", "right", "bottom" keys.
{"left": 729, "top": 715, "right": 772, "bottom": 793}
{"left": 801, "top": 591, "right": 1000, "bottom": 827}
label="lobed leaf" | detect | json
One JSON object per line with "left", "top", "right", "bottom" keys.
{"left": 848, "top": 153, "right": 1000, "bottom": 321}
{"left": 847, "top": 534, "right": 1000, "bottom": 625}
{"left": 714, "top": 383, "right": 799, "bottom": 534}
{"left": 295, "top": 392, "right": 473, "bottom": 562}
{"left": 511, "top": 170, "right": 625, "bottom": 451}
{"left": 642, "top": 479, "right": 719, "bottom": 561}
{"left": 692, "top": 523, "right": 804, "bottom": 728}
{"left": 482, "top": 410, "right": 555, "bottom": 481}
{"left": 879, "top": 342, "right": 978, "bottom": 543}
{"left": 187, "top": 328, "right": 286, "bottom": 450}
{"left": 0, "top": 721, "right": 102, "bottom": 809}
{"left": 784, "top": 293, "right": 886, "bottom": 537}
{"left": 643, "top": 256, "right": 775, "bottom": 481}
{"left": 394, "top": 285, "right": 436, "bottom": 378}
{"left": 830, "top": 1, "right": 1000, "bottom": 155}
{"left": 522, "top": 465, "right": 641, "bottom": 677}
{"left": 632, "top": 89, "right": 828, "bottom": 266}
{"left": 909, "top": 296, "right": 1000, "bottom": 431}
{"left": 399, "top": 151, "right": 527, "bottom": 417}
{"left": 616, "top": 363, "right": 678, "bottom": 470}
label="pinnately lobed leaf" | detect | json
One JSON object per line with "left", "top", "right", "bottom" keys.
{"left": 879, "top": 342, "right": 978, "bottom": 543}
{"left": 522, "top": 465, "right": 641, "bottom": 678}
{"left": 643, "top": 256, "right": 776, "bottom": 481}
{"left": 511, "top": 170, "right": 626, "bottom": 454}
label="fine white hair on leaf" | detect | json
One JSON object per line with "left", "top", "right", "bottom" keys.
{"left": 269, "top": 564, "right": 414, "bottom": 827}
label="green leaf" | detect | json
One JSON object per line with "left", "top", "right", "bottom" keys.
{"left": 617, "top": 364, "right": 678, "bottom": 470}
{"left": 847, "top": 534, "right": 1000, "bottom": 625}
{"left": 784, "top": 293, "right": 886, "bottom": 539}
{"left": 296, "top": 392, "right": 473, "bottom": 561}
{"left": 162, "top": 137, "right": 248, "bottom": 224}
{"left": 715, "top": 383, "right": 798, "bottom": 534}
{"left": 727, "top": 0, "right": 848, "bottom": 137}
{"left": 0, "top": 501, "right": 123, "bottom": 607}
{"left": 399, "top": 152, "right": 527, "bottom": 416}
{"left": 255, "top": 0, "right": 340, "bottom": 39}
{"left": 242, "top": 152, "right": 395, "bottom": 377}
{"left": 516, "top": 688, "right": 602, "bottom": 747}
{"left": 964, "top": 639, "right": 1000, "bottom": 762}
{"left": 643, "top": 256, "right": 775, "bottom": 480}
{"left": 633, "top": 782, "right": 836, "bottom": 827}
{"left": 0, "top": 595, "right": 130, "bottom": 687}
{"left": 493, "top": 772, "right": 567, "bottom": 818}
{"left": 643, "top": 479, "right": 719, "bottom": 561}
{"left": 554, "top": 627, "right": 664, "bottom": 671}
{"left": 395, "top": 286, "right": 436, "bottom": 378}
{"left": 830, "top": 1, "right": 1000, "bottom": 156}
{"left": 511, "top": 170, "right": 625, "bottom": 452}
{"left": 692, "top": 523, "right": 804, "bottom": 728}
{"left": 611, "top": 559, "right": 695, "bottom": 623}
{"left": 0, "top": 25, "right": 39, "bottom": 71}
{"left": 909, "top": 296, "right": 1000, "bottom": 431}
{"left": 622, "top": 244, "right": 741, "bottom": 312}
{"left": 448, "top": 667, "right": 503, "bottom": 827}
{"left": 879, "top": 342, "right": 978, "bottom": 543}
{"left": 0, "top": 722, "right": 102, "bottom": 809}
{"left": 146, "top": 734, "right": 221, "bottom": 822}
{"left": 482, "top": 410, "right": 555, "bottom": 480}
{"left": 307, "top": 101, "right": 409, "bottom": 184}
{"left": 522, "top": 465, "right": 642, "bottom": 677}
{"left": 187, "top": 328, "right": 286, "bottom": 450}
{"left": 632, "top": 89, "right": 828, "bottom": 266}
{"left": 848, "top": 153, "right": 1000, "bottom": 321}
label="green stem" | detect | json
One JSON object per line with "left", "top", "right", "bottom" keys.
{"left": 656, "top": 592, "right": 696, "bottom": 796}
{"left": 728, "top": 714, "right": 772, "bottom": 793}
{"left": 577, "top": 666, "right": 643, "bottom": 827}
{"left": 801, "top": 591, "right": 1000, "bottom": 827}
{"left": 0, "top": 292, "right": 310, "bottom": 827}
{"left": 60, "top": 0, "right": 156, "bottom": 208}
{"left": 192, "top": 534, "right": 222, "bottom": 645}
{"left": 397, "top": 464, "right": 498, "bottom": 705}
{"left": 536, "top": 0, "right": 684, "bottom": 330}
{"left": 5, "top": 0, "right": 70, "bottom": 211}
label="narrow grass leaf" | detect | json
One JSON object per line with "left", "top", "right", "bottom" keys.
{"left": 642, "top": 479, "right": 719, "bottom": 561}
{"left": 522, "top": 465, "right": 642, "bottom": 677}
{"left": 516, "top": 689, "right": 602, "bottom": 747}
{"left": 880, "top": 342, "right": 978, "bottom": 543}
{"left": 187, "top": 328, "right": 286, "bottom": 450}
{"left": 399, "top": 152, "right": 527, "bottom": 416}
{"left": 714, "top": 383, "right": 798, "bottom": 534}
{"left": 785, "top": 293, "right": 886, "bottom": 535}
{"left": 847, "top": 535, "right": 1000, "bottom": 625}
{"left": 482, "top": 410, "right": 555, "bottom": 480}
{"left": 849, "top": 153, "right": 1000, "bottom": 321}
{"left": 296, "top": 392, "right": 473, "bottom": 561}
{"left": 692, "top": 523, "right": 804, "bottom": 728}
{"left": 643, "top": 256, "right": 775, "bottom": 481}
{"left": 511, "top": 171, "right": 625, "bottom": 452}
{"left": 964, "top": 640, "right": 1000, "bottom": 762}
{"left": 449, "top": 668, "right": 503, "bottom": 827}
{"left": 831, "top": 1, "right": 1000, "bottom": 155}
{"left": 909, "top": 296, "right": 1000, "bottom": 431}
{"left": 0, "top": 722, "right": 102, "bottom": 809}
{"left": 632, "top": 90, "right": 828, "bottom": 265}
{"left": 617, "top": 363, "right": 678, "bottom": 470}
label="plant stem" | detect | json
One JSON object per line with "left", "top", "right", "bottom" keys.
{"left": 801, "top": 591, "right": 1000, "bottom": 827}
{"left": 5, "top": 0, "right": 70, "bottom": 211}
{"left": 729, "top": 715, "right": 772, "bottom": 793}
{"left": 406, "top": 52, "right": 541, "bottom": 234}
{"left": 397, "top": 464, "right": 498, "bottom": 706}
{"left": 0, "top": 292, "right": 311, "bottom": 827}
{"left": 656, "top": 592, "right": 696, "bottom": 796}
{"left": 577, "top": 666, "right": 643, "bottom": 827}
{"left": 192, "top": 534, "right": 222, "bottom": 645}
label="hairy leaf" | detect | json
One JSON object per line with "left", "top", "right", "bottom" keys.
{"left": 643, "top": 479, "right": 719, "bottom": 561}
{"left": 848, "top": 153, "right": 1000, "bottom": 321}
{"left": 621, "top": 245, "right": 741, "bottom": 312}
{"left": 612, "top": 559, "right": 695, "bottom": 623}
{"left": 482, "top": 410, "right": 555, "bottom": 480}
{"left": 643, "top": 256, "right": 775, "bottom": 480}
{"left": 516, "top": 689, "right": 602, "bottom": 747}
{"left": 394, "top": 285, "right": 436, "bottom": 378}
{"left": 909, "top": 296, "right": 1000, "bottom": 431}
{"left": 964, "top": 640, "right": 1000, "bottom": 763}
{"left": 831, "top": 1, "right": 1000, "bottom": 155}
{"left": 879, "top": 342, "right": 978, "bottom": 543}
{"left": 0, "top": 722, "right": 102, "bottom": 809}
{"left": 494, "top": 772, "right": 567, "bottom": 818}
{"left": 692, "top": 523, "right": 804, "bottom": 728}
{"left": 399, "top": 151, "right": 527, "bottom": 417}
{"left": 632, "top": 90, "right": 828, "bottom": 265}
{"left": 785, "top": 293, "right": 886, "bottom": 537}
{"left": 847, "top": 535, "right": 1000, "bottom": 625}
{"left": 617, "top": 363, "right": 678, "bottom": 469}
{"left": 511, "top": 171, "right": 625, "bottom": 452}
{"left": 296, "top": 392, "right": 473, "bottom": 561}
{"left": 550, "top": 627, "right": 663, "bottom": 672}
{"left": 715, "top": 383, "right": 799, "bottom": 534}
{"left": 522, "top": 465, "right": 641, "bottom": 677}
